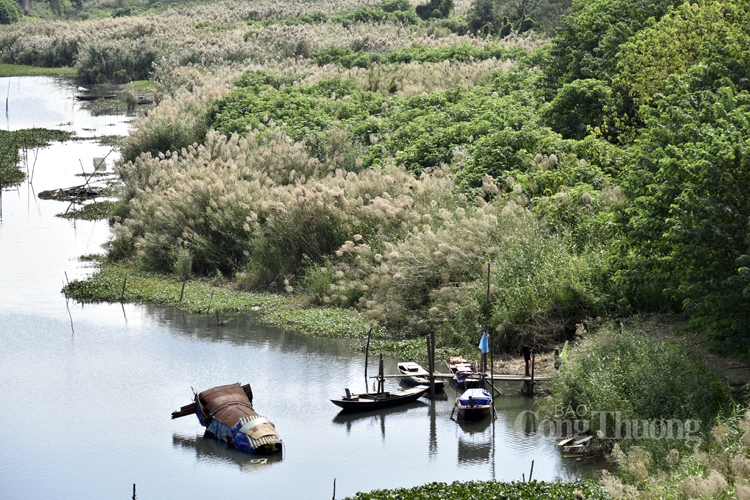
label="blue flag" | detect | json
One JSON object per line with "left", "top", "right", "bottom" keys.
{"left": 478, "top": 332, "right": 489, "bottom": 354}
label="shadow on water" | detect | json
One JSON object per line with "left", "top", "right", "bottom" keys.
{"left": 172, "top": 433, "right": 284, "bottom": 472}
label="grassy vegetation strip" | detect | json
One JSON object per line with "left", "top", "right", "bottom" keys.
{"left": 311, "top": 42, "right": 523, "bottom": 69}
{"left": 344, "top": 480, "right": 609, "bottom": 499}
{"left": 64, "top": 262, "right": 372, "bottom": 338}
{"left": 0, "top": 63, "right": 76, "bottom": 77}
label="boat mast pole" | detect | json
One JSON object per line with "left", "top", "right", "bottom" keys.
{"left": 486, "top": 262, "right": 492, "bottom": 385}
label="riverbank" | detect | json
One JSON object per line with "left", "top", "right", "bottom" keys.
{"left": 0, "top": 63, "right": 76, "bottom": 77}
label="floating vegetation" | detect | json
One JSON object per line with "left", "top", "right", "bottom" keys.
{"left": 344, "top": 480, "right": 609, "bottom": 500}
{"left": 57, "top": 200, "right": 116, "bottom": 220}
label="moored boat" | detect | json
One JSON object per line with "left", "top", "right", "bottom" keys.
{"left": 171, "top": 383, "right": 282, "bottom": 454}
{"left": 331, "top": 385, "right": 428, "bottom": 412}
{"left": 397, "top": 361, "right": 446, "bottom": 391}
{"left": 446, "top": 356, "right": 485, "bottom": 388}
{"left": 454, "top": 388, "right": 493, "bottom": 421}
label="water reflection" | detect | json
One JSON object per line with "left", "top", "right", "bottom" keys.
{"left": 1, "top": 76, "right": 132, "bottom": 135}
{"left": 172, "top": 433, "right": 284, "bottom": 472}
{"left": 457, "top": 419, "right": 493, "bottom": 465}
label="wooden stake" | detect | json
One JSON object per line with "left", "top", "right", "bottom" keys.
{"left": 120, "top": 277, "right": 127, "bottom": 302}
{"left": 179, "top": 235, "right": 193, "bottom": 303}
{"left": 132, "top": 483, "right": 136, "bottom": 500}
{"left": 206, "top": 290, "right": 214, "bottom": 316}
{"left": 528, "top": 460, "right": 534, "bottom": 482}
{"left": 332, "top": 478, "right": 336, "bottom": 500}
{"left": 364, "top": 328, "right": 372, "bottom": 393}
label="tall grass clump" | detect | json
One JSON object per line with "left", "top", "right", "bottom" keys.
{"left": 600, "top": 406, "right": 750, "bottom": 499}
{"left": 120, "top": 67, "right": 238, "bottom": 163}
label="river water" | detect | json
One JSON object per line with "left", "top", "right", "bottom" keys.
{"left": 0, "top": 77, "right": 592, "bottom": 500}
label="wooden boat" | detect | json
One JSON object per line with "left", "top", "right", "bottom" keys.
{"left": 171, "top": 383, "right": 282, "bottom": 454}
{"left": 453, "top": 388, "right": 493, "bottom": 421}
{"left": 397, "top": 361, "right": 445, "bottom": 391}
{"left": 75, "top": 94, "right": 116, "bottom": 101}
{"left": 331, "top": 385, "right": 428, "bottom": 412}
{"left": 446, "top": 356, "right": 485, "bottom": 388}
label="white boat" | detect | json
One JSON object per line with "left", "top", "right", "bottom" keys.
{"left": 397, "top": 362, "right": 445, "bottom": 391}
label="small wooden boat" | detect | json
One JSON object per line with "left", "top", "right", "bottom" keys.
{"left": 331, "top": 385, "right": 428, "bottom": 412}
{"left": 446, "top": 356, "right": 485, "bottom": 388}
{"left": 453, "top": 388, "right": 493, "bottom": 421}
{"left": 171, "top": 383, "right": 282, "bottom": 454}
{"left": 75, "top": 94, "right": 116, "bottom": 101}
{"left": 397, "top": 361, "right": 445, "bottom": 391}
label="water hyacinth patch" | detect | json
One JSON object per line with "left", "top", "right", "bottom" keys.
{"left": 344, "top": 480, "right": 609, "bottom": 499}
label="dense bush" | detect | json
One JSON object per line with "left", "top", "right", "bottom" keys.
{"left": 0, "top": 0, "right": 20, "bottom": 24}
{"left": 542, "top": 78, "right": 611, "bottom": 140}
{"left": 548, "top": 325, "right": 728, "bottom": 438}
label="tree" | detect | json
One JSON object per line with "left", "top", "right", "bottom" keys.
{"left": 618, "top": 67, "right": 750, "bottom": 354}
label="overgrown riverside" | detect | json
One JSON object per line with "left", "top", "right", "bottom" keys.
{"left": 7, "top": 0, "right": 750, "bottom": 496}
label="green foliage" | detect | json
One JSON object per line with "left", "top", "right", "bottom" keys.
{"left": 545, "top": 0, "right": 685, "bottom": 87}
{"left": 617, "top": 70, "right": 750, "bottom": 354}
{"left": 311, "top": 42, "right": 521, "bottom": 69}
{"left": 209, "top": 78, "right": 385, "bottom": 144}
{"left": 613, "top": 0, "right": 750, "bottom": 115}
{"left": 548, "top": 324, "right": 728, "bottom": 439}
{"left": 345, "top": 480, "right": 609, "bottom": 500}
{"left": 276, "top": 0, "right": 419, "bottom": 27}
{"left": 465, "top": 0, "right": 503, "bottom": 35}
{"left": 415, "top": 0, "right": 453, "bottom": 20}
{"left": 543, "top": 78, "right": 612, "bottom": 140}
{"left": 0, "top": 0, "right": 20, "bottom": 24}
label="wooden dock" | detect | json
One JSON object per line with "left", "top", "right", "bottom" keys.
{"left": 371, "top": 373, "right": 551, "bottom": 382}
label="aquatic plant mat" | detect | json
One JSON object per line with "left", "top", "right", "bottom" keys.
{"left": 343, "top": 480, "right": 609, "bottom": 499}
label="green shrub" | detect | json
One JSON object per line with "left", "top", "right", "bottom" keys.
{"left": 543, "top": 79, "right": 612, "bottom": 140}
{"left": 0, "top": 0, "right": 20, "bottom": 25}
{"left": 547, "top": 325, "right": 728, "bottom": 440}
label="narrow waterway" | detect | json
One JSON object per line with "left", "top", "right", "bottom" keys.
{"left": 0, "top": 76, "right": 593, "bottom": 500}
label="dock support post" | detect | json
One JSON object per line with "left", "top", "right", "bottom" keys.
{"left": 364, "top": 328, "right": 371, "bottom": 393}
{"left": 428, "top": 330, "right": 436, "bottom": 398}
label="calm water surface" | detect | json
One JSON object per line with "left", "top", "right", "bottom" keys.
{"left": 0, "top": 77, "right": 591, "bottom": 500}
